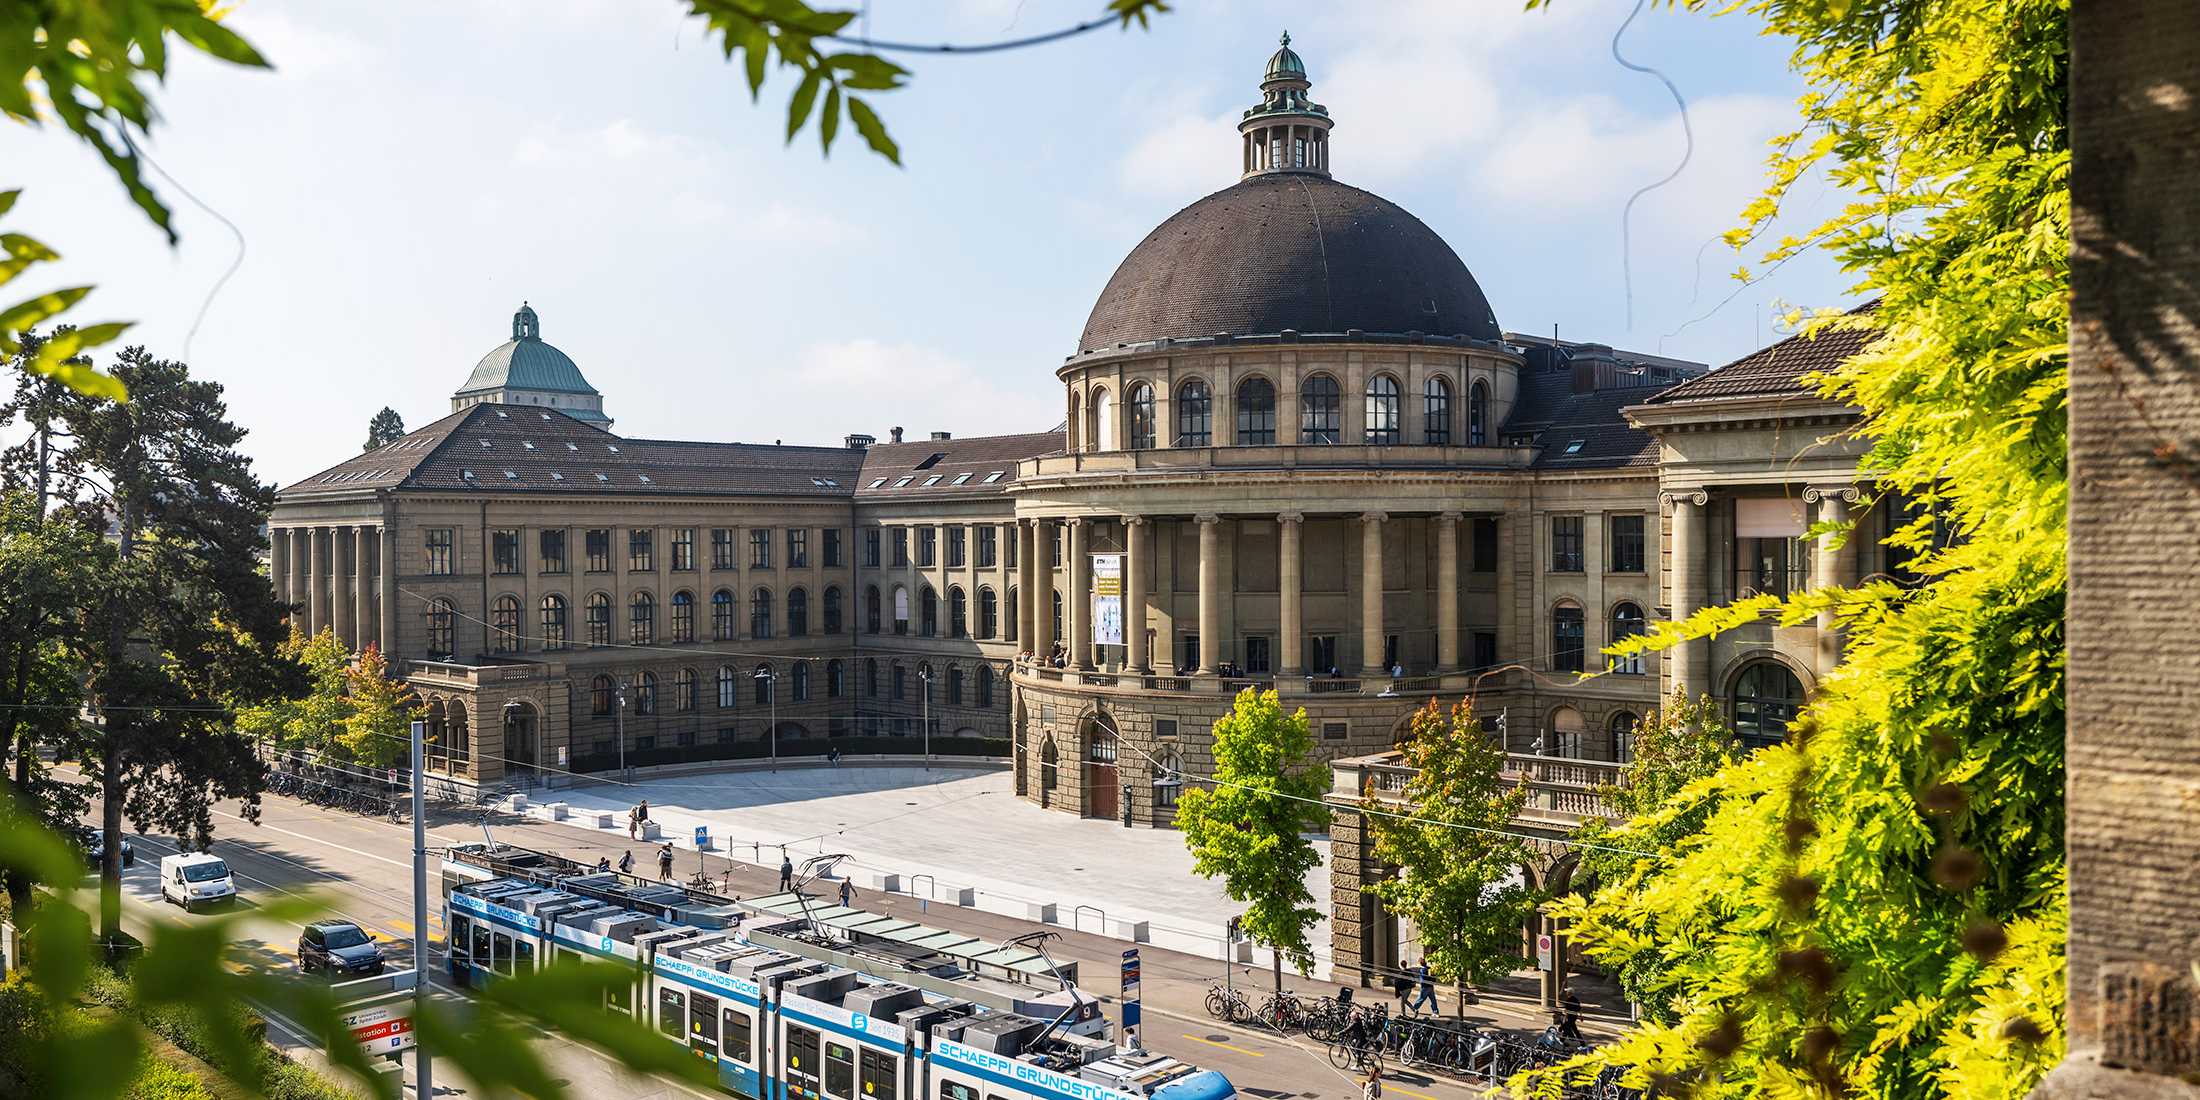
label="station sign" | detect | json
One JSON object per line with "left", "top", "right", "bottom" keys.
{"left": 342, "top": 995, "right": 417, "bottom": 1059}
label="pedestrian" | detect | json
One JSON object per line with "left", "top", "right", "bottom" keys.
{"left": 1360, "top": 1065, "right": 1382, "bottom": 1100}
{"left": 780, "top": 855, "right": 794, "bottom": 891}
{"left": 627, "top": 806, "right": 639, "bottom": 840}
{"left": 1559, "top": 986, "right": 1583, "bottom": 1043}
{"left": 618, "top": 849, "right": 634, "bottom": 876}
{"left": 595, "top": 855, "right": 611, "bottom": 872}
{"left": 1335, "top": 984, "right": 1353, "bottom": 1009}
{"left": 638, "top": 798, "right": 650, "bottom": 822}
{"left": 1390, "top": 662, "right": 1403, "bottom": 680}
{"left": 1408, "top": 960, "right": 1438, "bottom": 1015}
{"left": 1390, "top": 969, "right": 1411, "bottom": 1010}
{"left": 838, "top": 878, "right": 856, "bottom": 907}
{"left": 658, "top": 843, "right": 675, "bottom": 882}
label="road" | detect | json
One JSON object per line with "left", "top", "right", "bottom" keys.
{"left": 97, "top": 784, "right": 1605, "bottom": 1100}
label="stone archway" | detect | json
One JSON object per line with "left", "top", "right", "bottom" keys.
{"left": 1082, "top": 711, "right": 1121, "bottom": 820}
{"left": 1013, "top": 696, "right": 1029, "bottom": 797}
{"left": 500, "top": 699, "right": 541, "bottom": 778}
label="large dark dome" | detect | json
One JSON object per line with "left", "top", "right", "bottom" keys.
{"left": 1077, "top": 173, "right": 1501, "bottom": 353}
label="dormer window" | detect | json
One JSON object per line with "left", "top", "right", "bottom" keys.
{"left": 914, "top": 452, "right": 947, "bottom": 470}
{"left": 607, "top": 444, "right": 621, "bottom": 453}
{"left": 1563, "top": 439, "right": 1585, "bottom": 455}
{"left": 549, "top": 471, "right": 564, "bottom": 481}
{"left": 566, "top": 442, "right": 579, "bottom": 451}
{"left": 638, "top": 474, "right": 652, "bottom": 484}
{"left": 522, "top": 441, "right": 536, "bottom": 450}
{"left": 923, "top": 475, "right": 943, "bottom": 487}
{"left": 504, "top": 469, "right": 518, "bottom": 479}
{"left": 893, "top": 476, "right": 914, "bottom": 488}
{"left": 479, "top": 439, "right": 492, "bottom": 448}
{"left": 595, "top": 472, "right": 609, "bottom": 482}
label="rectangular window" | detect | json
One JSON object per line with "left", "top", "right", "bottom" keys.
{"left": 1553, "top": 606, "right": 1586, "bottom": 673}
{"left": 1608, "top": 514, "right": 1645, "bottom": 573}
{"left": 689, "top": 991, "right": 719, "bottom": 1049}
{"left": 539, "top": 529, "right": 567, "bottom": 574}
{"left": 787, "top": 528, "right": 808, "bottom": 568}
{"left": 823, "top": 528, "right": 843, "bottom": 567}
{"left": 1737, "top": 536, "right": 1806, "bottom": 598}
{"left": 1156, "top": 719, "right": 1178, "bottom": 740}
{"left": 723, "top": 1008, "right": 753, "bottom": 1065}
{"left": 586, "top": 529, "right": 611, "bottom": 572}
{"left": 425, "top": 528, "right": 454, "bottom": 575}
{"left": 916, "top": 527, "right": 936, "bottom": 567}
{"left": 941, "top": 1084, "right": 977, "bottom": 1100}
{"left": 976, "top": 525, "right": 997, "bottom": 568}
{"left": 1244, "top": 635, "right": 1271, "bottom": 674}
{"left": 711, "top": 528, "right": 735, "bottom": 570}
{"left": 891, "top": 528, "right": 908, "bottom": 567}
{"left": 1179, "top": 633, "right": 1200, "bottom": 674}
{"left": 825, "top": 1041, "right": 855, "bottom": 1100}
{"left": 1473, "top": 631, "right": 1498, "bottom": 670}
{"left": 860, "top": 1047, "right": 899, "bottom": 1100}
{"left": 671, "top": 528, "right": 695, "bottom": 571}
{"left": 1323, "top": 722, "right": 1348, "bottom": 742}
{"left": 785, "top": 1027, "right": 821, "bottom": 1094}
{"left": 864, "top": 528, "right": 881, "bottom": 568}
{"left": 491, "top": 529, "right": 520, "bottom": 574}
{"left": 1472, "top": 518, "right": 1499, "bottom": 573}
{"left": 1005, "top": 527, "right": 1019, "bottom": 568}
{"left": 628, "top": 529, "right": 654, "bottom": 571}
{"left": 945, "top": 525, "right": 965, "bottom": 568}
{"left": 1307, "top": 634, "right": 1339, "bottom": 676}
{"left": 657, "top": 989, "right": 685, "bottom": 1039}
{"left": 1550, "top": 516, "right": 1584, "bottom": 572}
{"left": 750, "top": 529, "right": 772, "bottom": 569}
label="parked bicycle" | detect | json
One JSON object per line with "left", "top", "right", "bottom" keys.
{"left": 1202, "top": 979, "right": 1251, "bottom": 1025}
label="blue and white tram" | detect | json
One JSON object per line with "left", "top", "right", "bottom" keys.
{"left": 439, "top": 849, "right": 1237, "bottom": 1100}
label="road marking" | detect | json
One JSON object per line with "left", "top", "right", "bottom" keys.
{"left": 1178, "top": 1033, "right": 1265, "bottom": 1057}
{"left": 208, "top": 805, "right": 413, "bottom": 871}
{"left": 1385, "top": 1086, "right": 1442, "bottom": 1100}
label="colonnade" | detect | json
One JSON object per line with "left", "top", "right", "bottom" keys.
{"left": 1663, "top": 484, "right": 1858, "bottom": 699}
{"left": 270, "top": 524, "right": 396, "bottom": 656}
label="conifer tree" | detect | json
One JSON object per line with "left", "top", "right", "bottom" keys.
{"left": 362, "top": 406, "right": 405, "bottom": 451}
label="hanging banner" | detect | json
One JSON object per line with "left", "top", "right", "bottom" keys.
{"left": 1091, "top": 554, "right": 1124, "bottom": 646}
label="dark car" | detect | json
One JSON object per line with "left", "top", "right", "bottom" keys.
{"left": 72, "top": 825, "right": 135, "bottom": 870}
{"left": 299, "top": 919, "right": 385, "bottom": 977}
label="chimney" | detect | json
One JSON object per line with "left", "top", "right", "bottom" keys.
{"left": 930, "top": 431, "right": 952, "bottom": 441}
{"left": 890, "top": 426, "right": 905, "bottom": 443}
{"left": 844, "top": 433, "right": 876, "bottom": 450}
{"left": 1570, "top": 344, "right": 1618, "bottom": 394}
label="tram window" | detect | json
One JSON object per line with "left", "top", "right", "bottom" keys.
{"left": 450, "top": 915, "right": 473, "bottom": 959}
{"left": 825, "top": 1042, "right": 855, "bottom": 1099}
{"left": 724, "top": 1008, "right": 753, "bottom": 1065}
{"left": 608, "top": 980, "right": 633, "bottom": 1014}
{"left": 691, "top": 993, "right": 720, "bottom": 1046}
{"left": 941, "top": 1083, "right": 978, "bottom": 1100}
{"left": 493, "top": 933, "right": 514, "bottom": 976}
{"left": 786, "top": 1026, "right": 822, "bottom": 1088}
{"left": 859, "top": 1048, "right": 898, "bottom": 1100}
{"left": 659, "top": 988, "right": 687, "bottom": 1039}
{"left": 514, "top": 939, "right": 535, "bottom": 973}
{"left": 471, "top": 923, "right": 493, "bottom": 967}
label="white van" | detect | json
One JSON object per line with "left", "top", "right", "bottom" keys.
{"left": 159, "top": 852, "right": 236, "bottom": 911}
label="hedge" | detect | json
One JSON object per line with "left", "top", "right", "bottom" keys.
{"left": 570, "top": 734, "right": 1006, "bottom": 774}
{"left": 85, "top": 968, "right": 358, "bottom": 1100}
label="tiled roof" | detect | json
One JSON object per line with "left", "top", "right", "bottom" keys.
{"left": 1643, "top": 304, "right": 1878, "bottom": 405}
{"left": 1530, "top": 389, "right": 1663, "bottom": 470}
{"left": 279, "top": 406, "right": 865, "bottom": 499}
{"left": 854, "top": 432, "right": 1062, "bottom": 500}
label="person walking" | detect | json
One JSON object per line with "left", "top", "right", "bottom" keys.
{"left": 1359, "top": 1065, "right": 1382, "bottom": 1100}
{"left": 1407, "top": 961, "right": 1438, "bottom": 1015}
{"left": 627, "top": 806, "right": 640, "bottom": 840}
{"left": 595, "top": 855, "right": 611, "bottom": 872}
{"left": 618, "top": 849, "right": 634, "bottom": 876}
{"left": 657, "top": 843, "right": 675, "bottom": 882}
{"left": 1559, "top": 986, "right": 1584, "bottom": 1043}
{"left": 780, "top": 855, "right": 795, "bottom": 892}
{"left": 838, "top": 878, "right": 856, "bottom": 908}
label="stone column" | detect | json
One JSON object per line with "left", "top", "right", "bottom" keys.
{"left": 331, "top": 525, "right": 355, "bottom": 646}
{"left": 1278, "top": 512, "right": 1303, "bottom": 675}
{"left": 1032, "top": 519, "right": 1056, "bottom": 658}
{"left": 380, "top": 525, "right": 399, "bottom": 665}
{"left": 1016, "top": 520, "right": 1037, "bottom": 654}
{"left": 1807, "top": 487, "right": 1854, "bottom": 678}
{"left": 271, "top": 527, "right": 291, "bottom": 610}
{"left": 355, "top": 526, "right": 375, "bottom": 653}
{"left": 289, "top": 528, "right": 309, "bottom": 630}
{"left": 1666, "top": 490, "right": 1709, "bottom": 700}
{"left": 1125, "top": 517, "right": 1150, "bottom": 673}
{"left": 1360, "top": 512, "right": 1387, "bottom": 676}
{"left": 903, "top": 524, "right": 920, "bottom": 637}
{"left": 1067, "top": 518, "right": 1092, "bottom": 670}
{"left": 1436, "top": 511, "right": 1462, "bottom": 672}
{"left": 1196, "top": 514, "right": 1221, "bottom": 675}
{"left": 307, "top": 526, "right": 327, "bottom": 636}
{"left": 997, "top": 522, "right": 1015, "bottom": 642}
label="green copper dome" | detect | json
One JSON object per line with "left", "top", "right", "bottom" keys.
{"left": 456, "top": 303, "right": 600, "bottom": 397}
{"left": 1265, "top": 31, "right": 1305, "bottom": 80}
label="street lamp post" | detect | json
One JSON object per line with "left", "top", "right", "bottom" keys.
{"left": 754, "top": 667, "right": 778, "bottom": 770}
{"left": 614, "top": 677, "right": 630, "bottom": 780}
{"left": 918, "top": 667, "right": 931, "bottom": 770}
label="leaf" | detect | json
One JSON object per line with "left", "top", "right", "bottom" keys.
{"left": 787, "top": 69, "right": 824, "bottom": 143}
{"left": 43, "top": 1013, "right": 143, "bottom": 1100}
{"left": 29, "top": 323, "right": 133, "bottom": 400}
{"left": 0, "top": 189, "right": 18, "bottom": 217}
{"left": 0, "top": 286, "right": 93, "bottom": 331}
{"left": 827, "top": 53, "right": 908, "bottom": 91}
{"left": 846, "top": 97, "right": 899, "bottom": 165}
{"left": 171, "top": 14, "right": 271, "bottom": 68}
{"left": 820, "top": 83, "right": 841, "bottom": 154}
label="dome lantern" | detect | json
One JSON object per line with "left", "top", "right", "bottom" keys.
{"left": 1239, "top": 31, "right": 1331, "bottom": 178}
{"left": 511, "top": 301, "right": 540, "bottom": 340}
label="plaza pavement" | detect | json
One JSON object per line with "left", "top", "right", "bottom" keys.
{"left": 529, "top": 760, "right": 1337, "bottom": 975}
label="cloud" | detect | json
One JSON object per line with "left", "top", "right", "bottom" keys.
{"left": 508, "top": 118, "right": 860, "bottom": 241}
{"left": 1476, "top": 93, "right": 1792, "bottom": 226}
{"left": 779, "top": 339, "right": 1060, "bottom": 439}
{"left": 1117, "top": 109, "right": 1241, "bottom": 198}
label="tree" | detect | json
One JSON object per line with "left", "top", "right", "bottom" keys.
{"left": 339, "top": 644, "right": 421, "bottom": 768}
{"left": 59, "top": 346, "right": 296, "bottom": 942}
{"left": 362, "top": 407, "right": 405, "bottom": 451}
{"left": 1363, "top": 700, "right": 1533, "bottom": 1010}
{"left": 233, "top": 628, "right": 354, "bottom": 760}
{"left": 1174, "top": 688, "right": 1328, "bottom": 991}
{"left": 1564, "top": 696, "right": 1734, "bottom": 1020}
{"left": 1519, "top": 0, "right": 2070, "bottom": 1096}
{"left": 0, "top": 494, "right": 106, "bottom": 914}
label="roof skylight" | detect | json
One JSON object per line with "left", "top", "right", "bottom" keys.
{"left": 868, "top": 478, "right": 887, "bottom": 489}
{"left": 982, "top": 471, "right": 1006, "bottom": 483}
{"left": 922, "top": 475, "right": 943, "bottom": 487}
{"left": 950, "top": 473, "right": 973, "bottom": 485}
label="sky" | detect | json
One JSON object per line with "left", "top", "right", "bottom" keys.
{"left": 3, "top": 0, "right": 1858, "bottom": 487}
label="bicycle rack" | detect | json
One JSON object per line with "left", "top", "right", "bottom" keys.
{"left": 1072, "top": 904, "right": 1105, "bottom": 935}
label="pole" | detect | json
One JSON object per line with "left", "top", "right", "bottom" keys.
{"left": 770, "top": 674, "right": 778, "bottom": 771}
{"left": 409, "top": 718, "right": 432, "bottom": 1100}
{"left": 615, "top": 679, "right": 628, "bottom": 780}
{"left": 921, "top": 670, "right": 930, "bottom": 770}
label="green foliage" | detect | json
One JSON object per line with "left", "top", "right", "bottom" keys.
{"left": 1362, "top": 700, "right": 1533, "bottom": 997}
{"left": 360, "top": 409, "right": 404, "bottom": 452}
{"left": 125, "top": 1059, "right": 218, "bottom": 1100}
{"left": 1173, "top": 689, "right": 1328, "bottom": 979}
{"left": 337, "top": 645, "right": 420, "bottom": 769}
{"left": 1521, "top": 0, "right": 2071, "bottom": 1097}
{"left": 236, "top": 630, "right": 354, "bottom": 760}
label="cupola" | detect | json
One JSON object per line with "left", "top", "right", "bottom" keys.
{"left": 1238, "top": 32, "right": 1332, "bottom": 178}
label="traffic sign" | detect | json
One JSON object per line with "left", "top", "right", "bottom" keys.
{"left": 342, "top": 996, "right": 417, "bottom": 1059}
{"left": 1536, "top": 933, "right": 1554, "bottom": 972}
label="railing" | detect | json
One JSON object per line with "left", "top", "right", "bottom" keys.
{"left": 1020, "top": 442, "right": 1539, "bottom": 480}
{"left": 1221, "top": 678, "right": 1275, "bottom": 694}
{"left": 1034, "top": 667, "right": 1063, "bottom": 682}
{"left": 1142, "top": 676, "right": 1190, "bottom": 693}
{"left": 1079, "top": 673, "right": 1119, "bottom": 687}
{"left": 1307, "top": 677, "right": 1364, "bottom": 694}
{"left": 1330, "top": 750, "right": 1625, "bottom": 829}
{"left": 1015, "top": 667, "right": 1477, "bottom": 699}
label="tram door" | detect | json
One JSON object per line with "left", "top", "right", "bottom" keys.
{"left": 689, "top": 991, "right": 721, "bottom": 1061}
{"left": 1085, "top": 719, "right": 1119, "bottom": 820}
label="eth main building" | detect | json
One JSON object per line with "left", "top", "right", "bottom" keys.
{"left": 270, "top": 41, "right": 1885, "bottom": 824}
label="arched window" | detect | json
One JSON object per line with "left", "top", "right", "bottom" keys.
{"left": 586, "top": 592, "right": 611, "bottom": 646}
{"left": 1468, "top": 380, "right": 1489, "bottom": 446}
{"left": 1007, "top": 587, "right": 1019, "bottom": 641}
{"left": 823, "top": 586, "right": 843, "bottom": 634}
{"left": 635, "top": 671, "right": 658, "bottom": 716}
{"left": 891, "top": 662, "right": 906, "bottom": 701}
{"left": 865, "top": 658, "right": 879, "bottom": 698}
{"left": 976, "top": 665, "right": 994, "bottom": 707}
{"left": 1548, "top": 706, "right": 1584, "bottom": 758}
{"left": 1733, "top": 661, "right": 1805, "bottom": 751}
{"left": 754, "top": 664, "right": 774, "bottom": 706}
{"left": 712, "top": 589, "right": 736, "bottom": 640}
{"left": 978, "top": 587, "right": 998, "bottom": 638}
{"left": 1175, "top": 380, "right": 1212, "bottom": 446}
{"left": 1300, "top": 374, "right": 1341, "bottom": 443}
{"left": 787, "top": 587, "right": 809, "bottom": 637}
{"left": 446, "top": 701, "right": 470, "bottom": 763}
{"left": 1154, "top": 747, "right": 1184, "bottom": 809}
{"left": 426, "top": 598, "right": 456, "bottom": 659}
{"left": 1126, "top": 382, "right": 1156, "bottom": 449}
{"left": 947, "top": 666, "right": 964, "bottom": 705}
{"left": 1089, "top": 386, "right": 1114, "bottom": 452}
{"left": 1423, "top": 375, "right": 1453, "bottom": 444}
{"left": 1609, "top": 710, "right": 1640, "bottom": 763}
{"left": 717, "top": 666, "right": 738, "bottom": 709}
{"left": 792, "top": 662, "right": 810, "bottom": 702}
{"left": 865, "top": 584, "right": 884, "bottom": 633}
{"left": 1609, "top": 602, "right": 1646, "bottom": 674}
{"left": 892, "top": 586, "right": 910, "bottom": 635}
{"left": 1364, "top": 375, "right": 1401, "bottom": 444}
{"left": 751, "top": 587, "right": 774, "bottom": 639}
{"left": 1552, "top": 601, "right": 1586, "bottom": 673}
{"left": 591, "top": 675, "right": 614, "bottom": 716}
{"left": 1236, "top": 377, "right": 1277, "bottom": 445}
{"left": 1066, "top": 390, "right": 1082, "bottom": 452}
{"left": 492, "top": 595, "right": 521, "bottom": 654}
{"left": 827, "top": 659, "right": 844, "bottom": 699}
{"left": 1040, "top": 738, "right": 1059, "bottom": 796}
{"left": 676, "top": 668, "right": 697, "bottom": 712}
{"left": 920, "top": 586, "right": 939, "bottom": 637}
{"left": 540, "top": 594, "right": 568, "bottom": 650}
{"left": 670, "top": 590, "right": 695, "bottom": 643}
{"left": 949, "top": 586, "right": 967, "bottom": 638}
{"left": 629, "top": 591, "right": 656, "bottom": 645}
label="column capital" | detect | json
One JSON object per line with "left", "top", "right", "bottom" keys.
{"left": 1660, "top": 488, "right": 1710, "bottom": 508}
{"left": 1195, "top": 512, "right": 1222, "bottom": 526}
{"left": 1802, "top": 484, "right": 1861, "bottom": 505}
{"left": 1062, "top": 516, "right": 1085, "bottom": 530}
{"left": 1436, "top": 510, "right": 1463, "bottom": 525}
{"left": 1276, "top": 511, "right": 1304, "bottom": 526}
{"left": 1124, "top": 514, "right": 1149, "bottom": 528}
{"left": 1360, "top": 510, "right": 1388, "bottom": 524}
